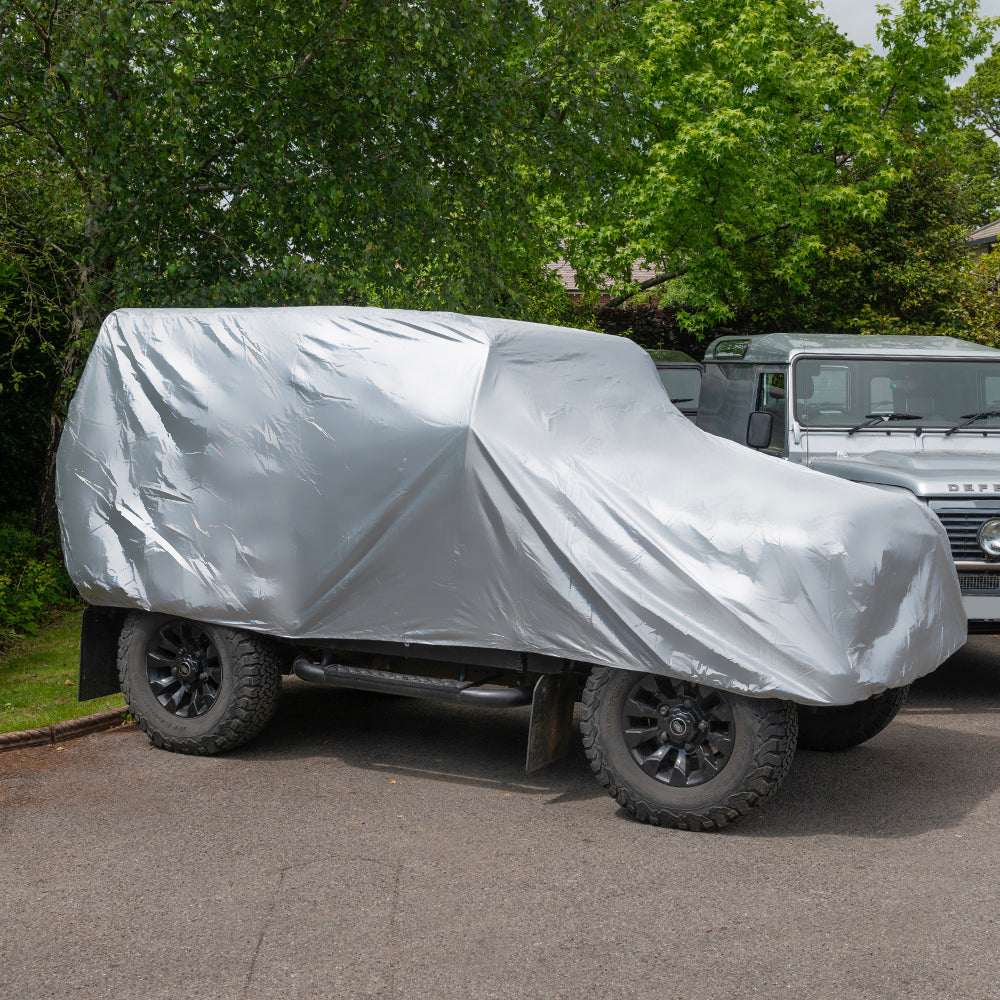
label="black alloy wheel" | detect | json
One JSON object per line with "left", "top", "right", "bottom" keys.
{"left": 620, "top": 673, "right": 736, "bottom": 787}
{"left": 145, "top": 619, "right": 223, "bottom": 718}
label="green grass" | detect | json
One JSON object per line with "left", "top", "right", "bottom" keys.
{"left": 0, "top": 607, "right": 125, "bottom": 733}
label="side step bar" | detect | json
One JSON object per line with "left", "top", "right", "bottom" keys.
{"left": 292, "top": 657, "right": 533, "bottom": 707}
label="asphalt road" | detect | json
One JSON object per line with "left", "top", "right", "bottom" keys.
{"left": 2, "top": 640, "right": 1000, "bottom": 1000}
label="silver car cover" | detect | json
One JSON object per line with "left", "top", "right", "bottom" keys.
{"left": 56, "top": 308, "right": 967, "bottom": 705}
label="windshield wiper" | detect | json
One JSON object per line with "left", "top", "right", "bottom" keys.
{"left": 670, "top": 397, "right": 694, "bottom": 404}
{"left": 848, "top": 412, "right": 923, "bottom": 435}
{"left": 945, "top": 410, "right": 1000, "bottom": 436}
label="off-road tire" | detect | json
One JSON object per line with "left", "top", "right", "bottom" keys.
{"left": 118, "top": 612, "right": 282, "bottom": 755}
{"left": 797, "top": 686, "right": 909, "bottom": 752}
{"left": 581, "top": 667, "right": 798, "bottom": 831}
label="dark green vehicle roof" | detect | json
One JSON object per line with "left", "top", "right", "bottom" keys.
{"left": 646, "top": 348, "right": 697, "bottom": 363}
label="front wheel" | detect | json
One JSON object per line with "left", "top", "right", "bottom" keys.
{"left": 118, "top": 612, "right": 282, "bottom": 755}
{"left": 581, "top": 667, "right": 798, "bottom": 831}
{"left": 797, "top": 686, "right": 909, "bottom": 752}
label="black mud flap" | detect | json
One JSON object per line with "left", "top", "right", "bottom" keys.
{"left": 79, "top": 606, "right": 128, "bottom": 701}
{"left": 525, "top": 673, "right": 577, "bottom": 774}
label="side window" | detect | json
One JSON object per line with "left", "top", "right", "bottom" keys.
{"left": 657, "top": 365, "right": 703, "bottom": 417}
{"left": 756, "top": 372, "right": 786, "bottom": 451}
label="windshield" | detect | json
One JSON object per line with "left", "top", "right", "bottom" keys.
{"left": 793, "top": 357, "right": 1000, "bottom": 431}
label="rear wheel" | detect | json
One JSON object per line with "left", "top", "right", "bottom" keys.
{"left": 118, "top": 612, "right": 282, "bottom": 754}
{"left": 797, "top": 686, "right": 909, "bottom": 751}
{"left": 581, "top": 667, "right": 797, "bottom": 830}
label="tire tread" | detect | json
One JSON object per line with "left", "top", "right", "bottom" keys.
{"left": 118, "top": 613, "right": 282, "bottom": 755}
{"left": 581, "top": 667, "right": 797, "bottom": 831}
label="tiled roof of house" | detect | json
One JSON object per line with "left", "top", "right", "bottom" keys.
{"left": 548, "top": 259, "right": 580, "bottom": 294}
{"left": 970, "top": 219, "right": 1000, "bottom": 248}
{"left": 548, "top": 258, "right": 661, "bottom": 296}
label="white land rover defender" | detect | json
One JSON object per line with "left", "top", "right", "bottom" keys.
{"left": 658, "top": 333, "right": 1000, "bottom": 632}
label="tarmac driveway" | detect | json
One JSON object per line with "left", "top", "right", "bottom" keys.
{"left": 2, "top": 640, "right": 1000, "bottom": 1000}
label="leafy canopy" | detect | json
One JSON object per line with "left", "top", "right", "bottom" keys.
{"left": 955, "top": 37, "right": 1000, "bottom": 142}
{"left": 0, "top": 0, "right": 634, "bottom": 315}
{"left": 562, "top": 0, "right": 995, "bottom": 331}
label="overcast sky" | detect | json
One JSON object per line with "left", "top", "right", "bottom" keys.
{"left": 818, "top": 0, "right": 1000, "bottom": 81}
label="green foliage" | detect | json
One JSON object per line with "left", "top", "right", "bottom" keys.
{"left": 367, "top": 244, "right": 599, "bottom": 329}
{"left": 0, "top": 515, "right": 78, "bottom": 645}
{"left": 0, "top": 254, "right": 73, "bottom": 512}
{"left": 0, "top": 123, "right": 84, "bottom": 515}
{"left": 953, "top": 252, "right": 1000, "bottom": 348}
{"left": 595, "top": 303, "right": 706, "bottom": 357}
{"left": 562, "top": 0, "right": 996, "bottom": 332}
{"left": 744, "top": 142, "right": 1000, "bottom": 338}
{"left": 1, "top": 0, "right": 632, "bottom": 313}
{"left": 508, "top": 269, "right": 599, "bottom": 331}
{"left": 954, "top": 39, "right": 1000, "bottom": 142}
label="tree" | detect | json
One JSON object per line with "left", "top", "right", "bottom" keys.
{"left": 0, "top": 124, "right": 85, "bottom": 520}
{"left": 954, "top": 40, "right": 1000, "bottom": 142}
{"left": 0, "top": 0, "right": 637, "bottom": 530}
{"left": 745, "top": 138, "right": 1000, "bottom": 339}
{"left": 561, "top": 0, "right": 994, "bottom": 331}
{"left": 0, "top": 254, "right": 70, "bottom": 513}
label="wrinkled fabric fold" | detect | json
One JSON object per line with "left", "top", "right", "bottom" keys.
{"left": 56, "top": 307, "right": 967, "bottom": 705}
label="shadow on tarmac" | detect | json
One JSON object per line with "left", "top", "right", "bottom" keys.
{"left": 735, "top": 635, "right": 1000, "bottom": 839}
{"left": 232, "top": 636, "right": 1000, "bottom": 840}
{"left": 242, "top": 680, "right": 601, "bottom": 806}
{"left": 908, "top": 635, "right": 1000, "bottom": 712}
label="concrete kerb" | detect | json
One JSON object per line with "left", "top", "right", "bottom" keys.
{"left": 0, "top": 709, "right": 133, "bottom": 752}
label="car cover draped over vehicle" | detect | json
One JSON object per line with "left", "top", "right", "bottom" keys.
{"left": 56, "top": 308, "right": 967, "bottom": 705}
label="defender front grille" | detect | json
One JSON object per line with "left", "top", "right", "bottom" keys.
{"left": 929, "top": 505, "right": 1000, "bottom": 561}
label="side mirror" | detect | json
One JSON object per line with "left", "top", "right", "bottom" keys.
{"left": 747, "top": 411, "right": 773, "bottom": 450}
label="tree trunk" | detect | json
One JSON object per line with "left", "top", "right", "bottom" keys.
{"left": 34, "top": 321, "right": 86, "bottom": 541}
{"left": 35, "top": 213, "right": 103, "bottom": 541}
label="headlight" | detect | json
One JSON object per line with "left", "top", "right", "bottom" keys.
{"left": 978, "top": 519, "right": 1000, "bottom": 557}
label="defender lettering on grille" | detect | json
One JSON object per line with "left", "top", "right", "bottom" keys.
{"left": 948, "top": 483, "right": 1000, "bottom": 492}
